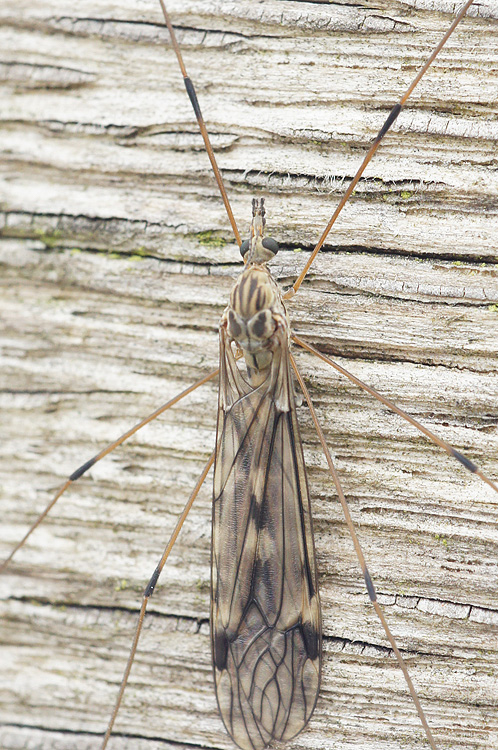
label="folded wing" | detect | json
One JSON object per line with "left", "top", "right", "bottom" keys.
{"left": 211, "top": 333, "right": 321, "bottom": 750}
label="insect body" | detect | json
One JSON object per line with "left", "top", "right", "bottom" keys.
{"left": 212, "top": 199, "right": 320, "bottom": 749}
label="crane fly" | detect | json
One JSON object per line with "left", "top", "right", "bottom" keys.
{"left": 1, "top": 1, "right": 497, "bottom": 749}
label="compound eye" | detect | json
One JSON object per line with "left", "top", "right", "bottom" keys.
{"left": 262, "top": 237, "right": 279, "bottom": 256}
{"left": 240, "top": 239, "right": 250, "bottom": 258}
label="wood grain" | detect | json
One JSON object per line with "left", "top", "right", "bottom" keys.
{"left": 1, "top": 1, "right": 497, "bottom": 749}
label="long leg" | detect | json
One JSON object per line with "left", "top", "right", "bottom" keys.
{"left": 0, "top": 367, "right": 219, "bottom": 573}
{"left": 159, "top": 0, "right": 241, "bottom": 246}
{"left": 101, "top": 448, "right": 215, "bottom": 749}
{"left": 285, "top": 0, "right": 475, "bottom": 297}
{"left": 292, "top": 334, "right": 498, "bottom": 494}
{"left": 290, "top": 353, "right": 438, "bottom": 750}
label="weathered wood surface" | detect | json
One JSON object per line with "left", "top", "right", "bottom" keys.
{"left": 1, "top": 1, "right": 497, "bottom": 749}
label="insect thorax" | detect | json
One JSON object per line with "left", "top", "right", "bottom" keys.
{"left": 225, "top": 264, "right": 288, "bottom": 386}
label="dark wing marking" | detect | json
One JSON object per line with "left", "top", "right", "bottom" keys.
{"left": 211, "top": 330, "right": 321, "bottom": 750}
